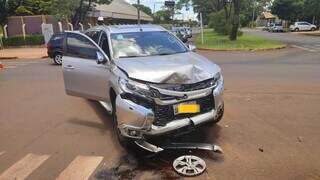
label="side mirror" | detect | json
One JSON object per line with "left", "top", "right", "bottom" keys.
{"left": 188, "top": 44, "right": 196, "bottom": 52}
{"left": 96, "top": 51, "right": 107, "bottom": 64}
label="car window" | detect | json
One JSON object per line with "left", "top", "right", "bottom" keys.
{"left": 50, "top": 34, "right": 64, "bottom": 44}
{"left": 85, "top": 31, "right": 101, "bottom": 44}
{"left": 66, "top": 33, "right": 99, "bottom": 60}
{"left": 99, "top": 32, "right": 111, "bottom": 59}
{"left": 110, "top": 31, "right": 188, "bottom": 59}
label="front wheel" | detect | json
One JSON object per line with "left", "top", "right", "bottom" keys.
{"left": 311, "top": 27, "right": 316, "bottom": 31}
{"left": 111, "top": 99, "right": 132, "bottom": 147}
{"left": 295, "top": 28, "right": 299, "bottom": 32}
{"left": 208, "top": 105, "right": 224, "bottom": 126}
{"left": 53, "top": 53, "right": 63, "bottom": 65}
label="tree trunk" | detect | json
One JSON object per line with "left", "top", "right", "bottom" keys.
{"left": 71, "top": 0, "right": 84, "bottom": 30}
{"left": 229, "top": 0, "right": 240, "bottom": 41}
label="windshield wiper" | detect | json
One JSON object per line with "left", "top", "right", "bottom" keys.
{"left": 158, "top": 53, "right": 173, "bottom": 56}
{"left": 119, "top": 55, "right": 147, "bottom": 58}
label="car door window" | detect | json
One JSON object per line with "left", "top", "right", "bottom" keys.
{"left": 66, "top": 33, "right": 98, "bottom": 60}
{"left": 85, "top": 31, "right": 100, "bottom": 44}
{"left": 99, "top": 32, "right": 111, "bottom": 59}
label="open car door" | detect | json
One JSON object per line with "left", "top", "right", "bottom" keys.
{"left": 62, "top": 31, "right": 111, "bottom": 102}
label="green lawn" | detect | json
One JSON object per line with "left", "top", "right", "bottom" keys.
{"left": 196, "top": 30, "right": 285, "bottom": 50}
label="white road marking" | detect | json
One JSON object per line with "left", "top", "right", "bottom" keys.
{"left": 291, "top": 45, "right": 317, "bottom": 52}
{"left": 56, "top": 156, "right": 103, "bottom": 180}
{"left": 3, "top": 66, "right": 17, "bottom": 69}
{"left": 0, "top": 151, "right": 5, "bottom": 156}
{"left": 0, "top": 153, "right": 50, "bottom": 180}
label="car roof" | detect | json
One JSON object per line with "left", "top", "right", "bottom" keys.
{"left": 87, "top": 24, "right": 167, "bottom": 34}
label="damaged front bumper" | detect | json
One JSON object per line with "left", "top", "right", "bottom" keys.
{"left": 115, "top": 78, "right": 224, "bottom": 139}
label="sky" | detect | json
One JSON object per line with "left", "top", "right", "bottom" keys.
{"left": 126, "top": 0, "right": 198, "bottom": 21}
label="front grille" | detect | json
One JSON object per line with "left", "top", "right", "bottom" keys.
{"left": 152, "top": 78, "right": 216, "bottom": 92}
{"left": 153, "top": 94, "right": 215, "bottom": 126}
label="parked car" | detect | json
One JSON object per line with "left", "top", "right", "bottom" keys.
{"left": 172, "top": 27, "right": 192, "bottom": 38}
{"left": 171, "top": 29, "right": 188, "bottom": 43}
{"left": 290, "top": 22, "right": 317, "bottom": 32}
{"left": 61, "top": 25, "right": 224, "bottom": 148}
{"left": 269, "top": 23, "right": 284, "bottom": 32}
{"left": 47, "top": 33, "right": 65, "bottom": 65}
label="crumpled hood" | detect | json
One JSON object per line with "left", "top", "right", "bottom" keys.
{"left": 115, "top": 52, "right": 221, "bottom": 84}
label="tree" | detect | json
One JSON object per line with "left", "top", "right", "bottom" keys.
{"left": 132, "top": 4, "right": 152, "bottom": 16}
{"left": 177, "top": 0, "right": 226, "bottom": 24}
{"left": 153, "top": 9, "right": 172, "bottom": 24}
{"left": 271, "top": 0, "right": 304, "bottom": 22}
{"left": 0, "top": 0, "right": 8, "bottom": 27}
{"left": 230, "top": 0, "right": 240, "bottom": 40}
{"left": 303, "top": 0, "right": 320, "bottom": 24}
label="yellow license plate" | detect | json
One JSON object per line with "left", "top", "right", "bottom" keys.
{"left": 176, "top": 103, "right": 200, "bottom": 114}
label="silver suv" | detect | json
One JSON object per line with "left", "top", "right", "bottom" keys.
{"left": 62, "top": 25, "right": 224, "bottom": 144}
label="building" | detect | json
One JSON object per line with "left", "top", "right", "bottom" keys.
{"left": 256, "top": 12, "right": 279, "bottom": 26}
{"left": 87, "top": 0, "right": 153, "bottom": 25}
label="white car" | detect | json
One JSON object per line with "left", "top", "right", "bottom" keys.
{"left": 290, "top": 22, "right": 317, "bottom": 32}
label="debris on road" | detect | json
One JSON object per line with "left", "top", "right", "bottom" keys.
{"left": 297, "top": 136, "right": 303, "bottom": 143}
{"left": 259, "top": 147, "right": 264, "bottom": 152}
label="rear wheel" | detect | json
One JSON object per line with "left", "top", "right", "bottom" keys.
{"left": 53, "top": 53, "right": 63, "bottom": 65}
{"left": 295, "top": 28, "right": 299, "bottom": 32}
{"left": 311, "top": 27, "right": 316, "bottom": 31}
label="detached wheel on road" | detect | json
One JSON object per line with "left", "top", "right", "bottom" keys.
{"left": 53, "top": 53, "right": 63, "bottom": 65}
{"left": 295, "top": 28, "right": 299, "bottom": 32}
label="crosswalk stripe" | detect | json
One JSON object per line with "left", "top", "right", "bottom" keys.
{"left": 0, "top": 151, "right": 5, "bottom": 156}
{"left": 0, "top": 153, "right": 50, "bottom": 180}
{"left": 56, "top": 156, "right": 103, "bottom": 180}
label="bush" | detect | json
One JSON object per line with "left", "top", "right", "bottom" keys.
{"left": 208, "top": 10, "right": 243, "bottom": 37}
{"left": 208, "top": 10, "right": 231, "bottom": 35}
{"left": 2, "top": 35, "right": 44, "bottom": 47}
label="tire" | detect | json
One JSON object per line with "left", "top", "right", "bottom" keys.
{"left": 53, "top": 53, "right": 63, "bottom": 65}
{"left": 111, "top": 97, "right": 132, "bottom": 147}
{"left": 208, "top": 105, "right": 224, "bottom": 126}
{"left": 295, "top": 28, "right": 299, "bottom": 32}
{"left": 311, "top": 27, "right": 316, "bottom": 31}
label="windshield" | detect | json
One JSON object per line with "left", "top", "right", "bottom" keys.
{"left": 110, "top": 31, "right": 188, "bottom": 58}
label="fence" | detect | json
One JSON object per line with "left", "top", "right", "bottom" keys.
{"left": 3, "top": 15, "right": 75, "bottom": 38}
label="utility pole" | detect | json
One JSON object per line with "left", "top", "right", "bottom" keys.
{"left": 137, "top": 0, "right": 141, "bottom": 25}
{"left": 200, "top": 12, "right": 204, "bottom": 44}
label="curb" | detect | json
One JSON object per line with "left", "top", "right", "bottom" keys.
{"left": 197, "top": 44, "right": 287, "bottom": 52}
{"left": 0, "top": 57, "right": 18, "bottom": 60}
{"left": 0, "top": 56, "right": 47, "bottom": 60}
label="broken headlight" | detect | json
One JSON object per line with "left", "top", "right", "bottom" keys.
{"left": 119, "top": 78, "right": 155, "bottom": 99}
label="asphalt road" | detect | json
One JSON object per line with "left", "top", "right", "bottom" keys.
{"left": 0, "top": 45, "right": 320, "bottom": 179}
{"left": 245, "top": 29, "right": 320, "bottom": 52}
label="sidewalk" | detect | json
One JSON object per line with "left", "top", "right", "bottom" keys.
{"left": 0, "top": 47, "right": 47, "bottom": 60}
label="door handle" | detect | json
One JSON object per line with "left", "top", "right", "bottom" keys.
{"left": 64, "top": 65, "right": 75, "bottom": 70}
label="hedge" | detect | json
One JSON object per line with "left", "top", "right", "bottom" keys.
{"left": 2, "top": 35, "right": 44, "bottom": 47}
